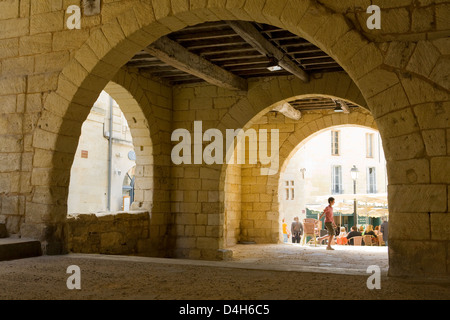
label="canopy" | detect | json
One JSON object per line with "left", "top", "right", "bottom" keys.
{"left": 306, "top": 193, "right": 389, "bottom": 218}
{"left": 312, "top": 193, "right": 388, "bottom": 206}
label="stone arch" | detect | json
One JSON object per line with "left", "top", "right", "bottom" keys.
{"left": 217, "top": 73, "right": 368, "bottom": 132}
{"left": 217, "top": 73, "right": 367, "bottom": 247}
{"left": 26, "top": 0, "right": 378, "bottom": 254}
{"left": 223, "top": 91, "right": 376, "bottom": 246}
{"left": 21, "top": 0, "right": 448, "bottom": 278}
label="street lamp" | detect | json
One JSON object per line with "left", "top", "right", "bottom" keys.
{"left": 350, "top": 165, "right": 359, "bottom": 229}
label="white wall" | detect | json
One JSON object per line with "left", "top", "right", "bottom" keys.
{"left": 279, "top": 126, "right": 387, "bottom": 225}
{"left": 68, "top": 91, "right": 136, "bottom": 215}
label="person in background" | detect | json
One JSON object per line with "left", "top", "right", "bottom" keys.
{"left": 365, "top": 225, "right": 378, "bottom": 245}
{"left": 291, "top": 216, "right": 303, "bottom": 244}
{"left": 380, "top": 218, "right": 389, "bottom": 246}
{"left": 282, "top": 218, "right": 290, "bottom": 243}
{"left": 374, "top": 225, "right": 380, "bottom": 235}
{"left": 336, "top": 226, "right": 348, "bottom": 245}
{"left": 359, "top": 225, "right": 365, "bottom": 235}
{"left": 346, "top": 226, "right": 362, "bottom": 245}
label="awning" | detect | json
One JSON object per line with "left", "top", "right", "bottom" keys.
{"left": 306, "top": 193, "right": 389, "bottom": 218}
{"left": 312, "top": 193, "right": 388, "bottom": 206}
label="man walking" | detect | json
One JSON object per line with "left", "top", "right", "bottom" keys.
{"left": 319, "top": 197, "right": 337, "bottom": 250}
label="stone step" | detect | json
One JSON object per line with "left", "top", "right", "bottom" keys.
{"left": 0, "top": 238, "right": 42, "bottom": 262}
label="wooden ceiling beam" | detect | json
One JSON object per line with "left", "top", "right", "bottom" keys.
{"left": 191, "top": 44, "right": 255, "bottom": 56}
{"left": 144, "top": 36, "right": 248, "bottom": 91}
{"left": 170, "top": 29, "right": 237, "bottom": 41}
{"left": 226, "top": 21, "right": 309, "bottom": 83}
{"left": 219, "top": 57, "right": 269, "bottom": 67}
{"left": 335, "top": 99, "right": 351, "bottom": 114}
{"left": 272, "top": 101, "right": 302, "bottom": 120}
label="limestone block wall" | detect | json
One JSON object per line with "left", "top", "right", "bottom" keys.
{"left": 223, "top": 160, "right": 241, "bottom": 247}
{"left": 318, "top": 0, "right": 449, "bottom": 43}
{"left": 171, "top": 73, "right": 368, "bottom": 256}
{"left": 108, "top": 69, "right": 173, "bottom": 258}
{"left": 360, "top": 39, "right": 450, "bottom": 278}
{"left": 67, "top": 212, "right": 151, "bottom": 256}
{"left": 171, "top": 84, "right": 248, "bottom": 259}
{"left": 0, "top": 0, "right": 447, "bottom": 279}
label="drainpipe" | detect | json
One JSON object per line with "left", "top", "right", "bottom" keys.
{"left": 107, "top": 96, "right": 113, "bottom": 212}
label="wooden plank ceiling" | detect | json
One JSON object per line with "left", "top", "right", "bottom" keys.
{"left": 126, "top": 21, "right": 356, "bottom": 113}
{"left": 287, "top": 97, "right": 358, "bottom": 113}
{"left": 127, "top": 21, "right": 344, "bottom": 86}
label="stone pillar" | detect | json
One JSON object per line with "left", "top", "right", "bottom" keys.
{"left": 366, "top": 39, "right": 450, "bottom": 279}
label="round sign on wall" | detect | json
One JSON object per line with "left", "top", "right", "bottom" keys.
{"left": 128, "top": 150, "right": 136, "bottom": 161}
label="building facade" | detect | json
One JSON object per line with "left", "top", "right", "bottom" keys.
{"left": 280, "top": 126, "right": 387, "bottom": 230}
{"left": 68, "top": 91, "right": 136, "bottom": 215}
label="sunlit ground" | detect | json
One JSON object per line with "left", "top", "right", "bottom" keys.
{"left": 230, "top": 243, "right": 389, "bottom": 275}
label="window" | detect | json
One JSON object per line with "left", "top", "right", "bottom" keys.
{"left": 331, "top": 131, "right": 340, "bottom": 156}
{"left": 367, "top": 167, "right": 377, "bottom": 194}
{"left": 366, "top": 133, "right": 374, "bottom": 158}
{"left": 285, "top": 180, "right": 295, "bottom": 200}
{"left": 331, "top": 166, "right": 343, "bottom": 194}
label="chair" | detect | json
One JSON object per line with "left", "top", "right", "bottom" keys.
{"left": 363, "top": 235, "right": 373, "bottom": 246}
{"left": 336, "top": 236, "right": 348, "bottom": 245}
{"left": 302, "top": 219, "right": 319, "bottom": 246}
{"left": 377, "top": 234, "right": 384, "bottom": 246}
{"left": 348, "top": 236, "right": 362, "bottom": 246}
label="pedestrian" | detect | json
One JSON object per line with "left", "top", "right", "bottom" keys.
{"left": 380, "top": 218, "right": 389, "bottom": 246}
{"left": 291, "top": 216, "right": 303, "bottom": 244}
{"left": 319, "top": 197, "right": 337, "bottom": 250}
{"left": 282, "top": 218, "right": 290, "bottom": 243}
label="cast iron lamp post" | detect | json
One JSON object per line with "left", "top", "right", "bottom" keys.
{"left": 350, "top": 165, "right": 359, "bottom": 229}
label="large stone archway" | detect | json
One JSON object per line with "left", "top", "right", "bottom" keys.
{"left": 223, "top": 95, "right": 376, "bottom": 246}
{"left": 0, "top": 0, "right": 446, "bottom": 279}
{"left": 217, "top": 72, "right": 368, "bottom": 247}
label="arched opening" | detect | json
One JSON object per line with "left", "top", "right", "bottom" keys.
{"left": 22, "top": 2, "right": 448, "bottom": 278}
{"left": 64, "top": 80, "right": 155, "bottom": 255}
{"left": 67, "top": 91, "right": 137, "bottom": 215}
{"left": 279, "top": 125, "right": 388, "bottom": 243}
{"left": 222, "top": 93, "right": 372, "bottom": 246}
{"left": 222, "top": 94, "right": 389, "bottom": 272}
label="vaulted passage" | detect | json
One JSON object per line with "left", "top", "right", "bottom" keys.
{"left": 0, "top": 1, "right": 448, "bottom": 283}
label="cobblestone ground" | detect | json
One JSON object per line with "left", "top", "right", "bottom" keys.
{"left": 230, "top": 244, "right": 389, "bottom": 274}
{"left": 0, "top": 244, "right": 448, "bottom": 300}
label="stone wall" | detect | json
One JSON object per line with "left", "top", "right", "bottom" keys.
{"left": 67, "top": 212, "right": 151, "bottom": 256}
{"left": 107, "top": 69, "right": 173, "bottom": 258}
{"left": 0, "top": 0, "right": 448, "bottom": 279}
